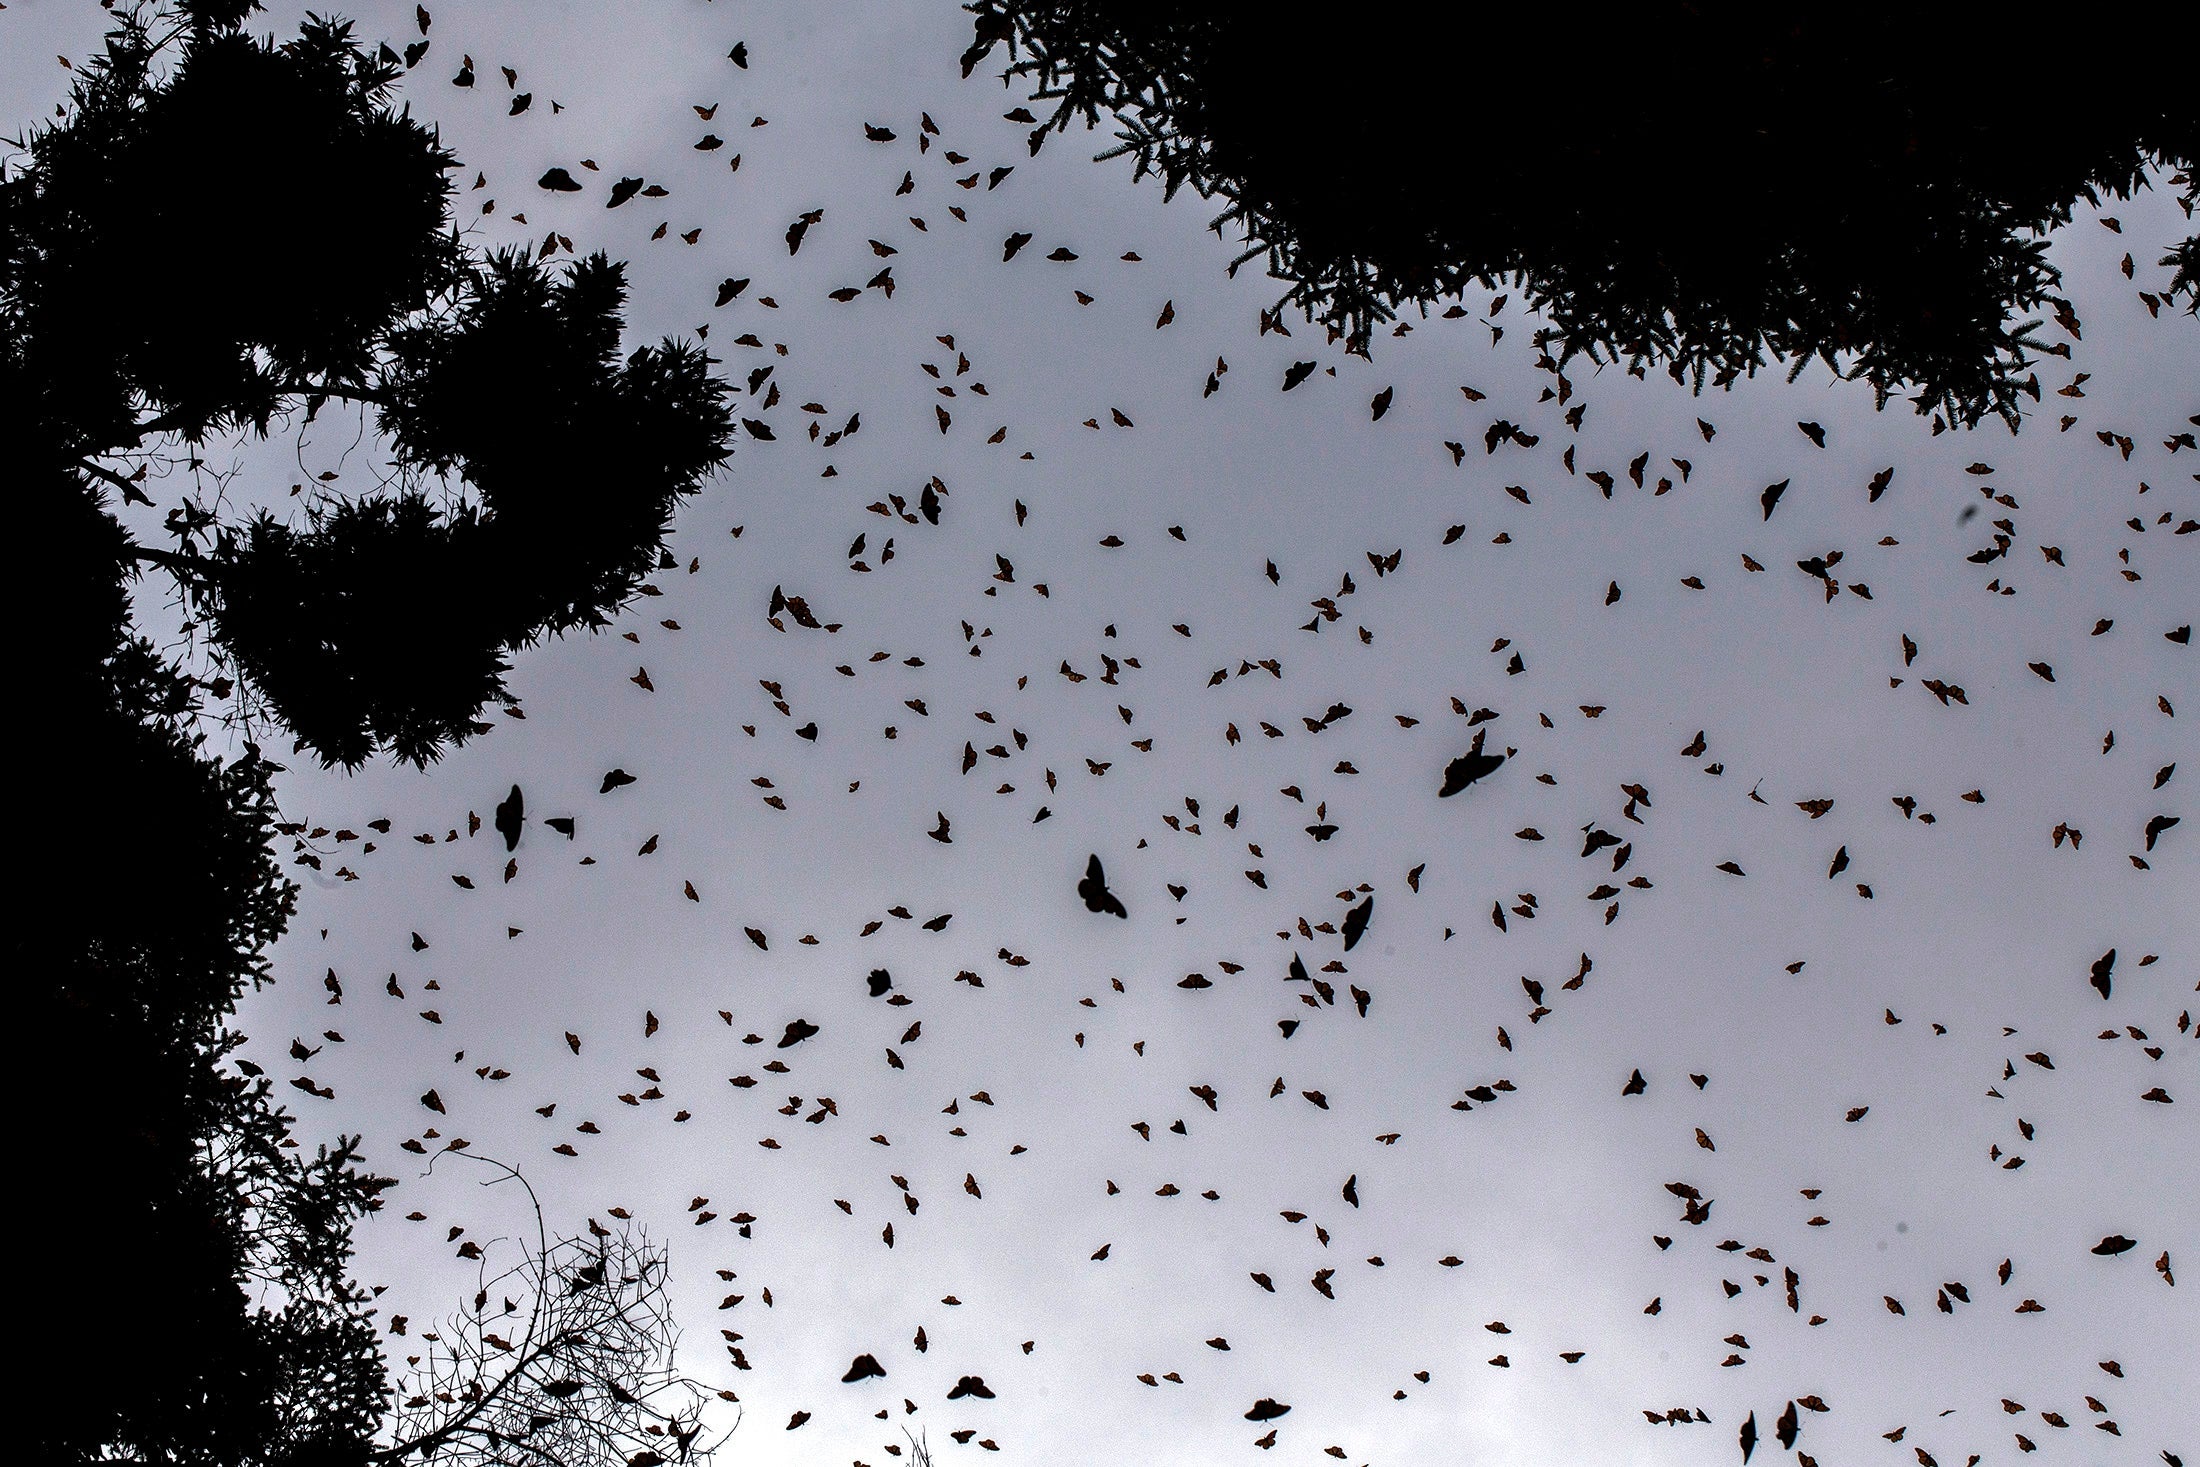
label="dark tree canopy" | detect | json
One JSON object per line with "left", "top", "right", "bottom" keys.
{"left": 8, "top": 1, "right": 735, "bottom": 770}
{"left": 10, "top": 4, "right": 739, "bottom": 1462}
{"left": 965, "top": 2, "right": 2198, "bottom": 428}
{"left": 28, "top": 472, "right": 392, "bottom": 1467}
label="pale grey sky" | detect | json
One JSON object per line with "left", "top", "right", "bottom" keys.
{"left": 9, "top": 3, "right": 2195, "bottom": 1464}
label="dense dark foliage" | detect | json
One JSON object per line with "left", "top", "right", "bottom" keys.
{"left": 9, "top": 2, "right": 734, "bottom": 770}
{"left": 7, "top": 4, "right": 735, "bottom": 1462}
{"left": 965, "top": 2, "right": 2198, "bottom": 427}
{"left": 27, "top": 472, "right": 391, "bottom": 1467}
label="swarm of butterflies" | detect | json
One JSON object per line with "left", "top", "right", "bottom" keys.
{"left": 235, "top": 5, "right": 2195, "bottom": 1465}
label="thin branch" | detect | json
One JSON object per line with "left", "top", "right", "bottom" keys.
{"left": 446, "top": 1151, "right": 553, "bottom": 1380}
{"left": 379, "top": 1153, "right": 723, "bottom": 1467}
{"left": 127, "top": 406, "right": 196, "bottom": 443}
{"left": 122, "top": 543, "right": 212, "bottom": 577}
{"left": 78, "top": 458, "right": 156, "bottom": 504}
{"left": 278, "top": 378, "right": 395, "bottom": 408}
{"left": 381, "top": 1152, "right": 561, "bottom": 1463}
{"left": 374, "top": 1327, "right": 577, "bottom": 1462}
{"left": 124, "top": 379, "right": 389, "bottom": 449}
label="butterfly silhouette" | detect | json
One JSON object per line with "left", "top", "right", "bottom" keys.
{"left": 1439, "top": 732, "right": 1505, "bottom": 797}
{"left": 1079, "top": 854, "right": 1128, "bottom": 918}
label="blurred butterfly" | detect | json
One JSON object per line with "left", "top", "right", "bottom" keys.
{"left": 1079, "top": 854, "right": 1127, "bottom": 918}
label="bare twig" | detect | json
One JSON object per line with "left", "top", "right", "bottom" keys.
{"left": 376, "top": 1155, "right": 732, "bottom": 1466}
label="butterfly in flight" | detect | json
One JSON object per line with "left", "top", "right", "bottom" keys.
{"left": 1079, "top": 854, "right": 1128, "bottom": 918}
{"left": 1439, "top": 731, "right": 1505, "bottom": 797}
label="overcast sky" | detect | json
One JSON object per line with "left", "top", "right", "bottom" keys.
{"left": 9, "top": 3, "right": 2195, "bottom": 1464}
